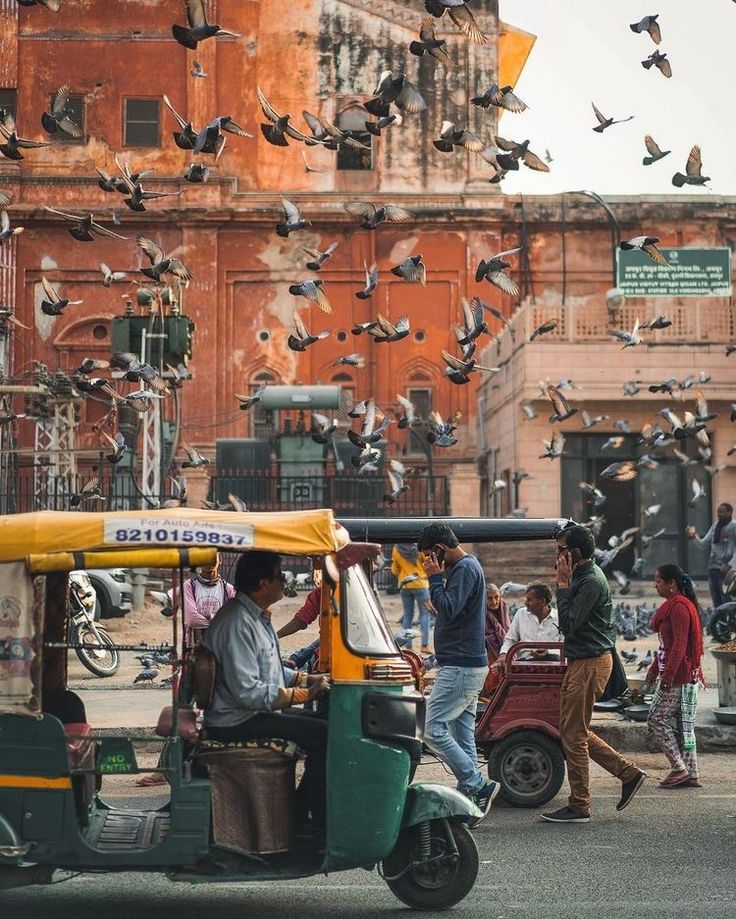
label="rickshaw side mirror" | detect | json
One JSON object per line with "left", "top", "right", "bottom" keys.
{"left": 322, "top": 554, "right": 340, "bottom": 587}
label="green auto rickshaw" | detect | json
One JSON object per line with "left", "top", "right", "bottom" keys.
{"left": 0, "top": 508, "right": 480, "bottom": 910}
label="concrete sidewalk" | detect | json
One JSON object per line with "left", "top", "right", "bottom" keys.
{"left": 75, "top": 684, "right": 736, "bottom": 750}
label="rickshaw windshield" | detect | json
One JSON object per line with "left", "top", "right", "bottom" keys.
{"left": 341, "top": 564, "right": 397, "bottom": 656}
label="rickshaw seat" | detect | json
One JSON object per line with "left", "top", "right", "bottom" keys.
{"left": 42, "top": 688, "right": 87, "bottom": 725}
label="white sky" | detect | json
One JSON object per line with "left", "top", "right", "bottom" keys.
{"left": 498, "top": 0, "right": 736, "bottom": 197}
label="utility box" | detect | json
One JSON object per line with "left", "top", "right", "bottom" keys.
{"left": 111, "top": 316, "right": 195, "bottom": 366}
{"left": 278, "top": 436, "right": 326, "bottom": 507}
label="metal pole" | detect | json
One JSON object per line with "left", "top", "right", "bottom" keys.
{"left": 568, "top": 190, "right": 621, "bottom": 285}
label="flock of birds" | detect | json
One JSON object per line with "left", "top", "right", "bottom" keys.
{"left": 0, "top": 2, "right": 730, "bottom": 526}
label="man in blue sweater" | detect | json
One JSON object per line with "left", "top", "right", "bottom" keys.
{"left": 418, "top": 523, "right": 499, "bottom": 826}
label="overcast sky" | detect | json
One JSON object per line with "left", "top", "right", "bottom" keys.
{"left": 498, "top": 0, "right": 735, "bottom": 197}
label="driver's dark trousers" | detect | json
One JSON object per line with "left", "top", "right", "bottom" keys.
{"left": 205, "top": 711, "right": 327, "bottom": 824}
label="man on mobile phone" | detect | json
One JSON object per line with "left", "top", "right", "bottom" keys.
{"left": 541, "top": 525, "right": 645, "bottom": 824}
{"left": 417, "top": 523, "right": 499, "bottom": 828}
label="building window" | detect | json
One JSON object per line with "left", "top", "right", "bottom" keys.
{"left": 408, "top": 387, "right": 432, "bottom": 420}
{"left": 336, "top": 106, "right": 373, "bottom": 171}
{"left": 49, "top": 92, "right": 85, "bottom": 144}
{"left": 0, "top": 89, "right": 17, "bottom": 123}
{"left": 124, "top": 98, "right": 160, "bottom": 147}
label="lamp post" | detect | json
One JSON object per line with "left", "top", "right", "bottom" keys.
{"left": 566, "top": 189, "right": 621, "bottom": 285}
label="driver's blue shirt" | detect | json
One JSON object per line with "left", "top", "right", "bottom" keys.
{"left": 202, "top": 591, "right": 297, "bottom": 727}
{"left": 428, "top": 554, "right": 487, "bottom": 668}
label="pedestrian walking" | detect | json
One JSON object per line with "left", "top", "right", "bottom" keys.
{"left": 645, "top": 564, "right": 705, "bottom": 789}
{"left": 542, "top": 525, "right": 645, "bottom": 823}
{"left": 391, "top": 543, "right": 432, "bottom": 652}
{"left": 685, "top": 503, "right": 736, "bottom": 608}
{"left": 418, "top": 523, "right": 498, "bottom": 826}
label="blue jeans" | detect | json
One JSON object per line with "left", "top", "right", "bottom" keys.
{"left": 424, "top": 665, "right": 488, "bottom": 796}
{"left": 401, "top": 588, "right": 431, "bottom": 647}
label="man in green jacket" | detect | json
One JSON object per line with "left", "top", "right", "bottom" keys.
{"left": 541, "top": 525, "right": 646, "bottom": 823}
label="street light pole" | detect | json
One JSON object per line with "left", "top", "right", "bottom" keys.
{"left": 567, "top": 189, "right": 621, "bottom": 285}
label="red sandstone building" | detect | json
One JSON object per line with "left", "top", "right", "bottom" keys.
{"left": 0, "top": 1, "right": 733, "bottom": 573}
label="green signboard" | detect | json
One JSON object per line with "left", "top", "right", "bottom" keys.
{"left": 616, "top": 247, "right": 731, "bottom": 297}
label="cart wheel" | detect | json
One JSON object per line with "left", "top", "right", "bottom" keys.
{"left": 382, "top": 819, "right": 479, "bottom": 911}
{"left": 489, "top": 730, "right": 565, "bottom": 808}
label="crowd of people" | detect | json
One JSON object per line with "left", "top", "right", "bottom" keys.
{"left": 157, "top": 522, "right": 706, "bottom": 827}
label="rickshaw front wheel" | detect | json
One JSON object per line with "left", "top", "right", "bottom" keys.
{"left": 381, "top": 818, "right": 479, "bottom": 911}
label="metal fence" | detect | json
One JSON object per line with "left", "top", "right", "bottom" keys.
{"left": 210, "top": 473, "right": 449, "bottom": 518}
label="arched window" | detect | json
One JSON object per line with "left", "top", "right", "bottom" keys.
{"left": 336, "top": 106, "right": 373, "bottom": 171}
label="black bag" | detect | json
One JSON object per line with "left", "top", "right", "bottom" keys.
{"left": 598, "top": 649, "right": 628, "bottom": 702}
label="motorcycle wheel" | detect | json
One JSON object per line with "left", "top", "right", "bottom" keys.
{"left": 382, "top": 819, "right": 478, "bottom": 911}
{"left": 75, "top": 626, "right": 121, "bottom": 677}
{"left": 710, "top": 605, "right": 736, "bottom": 644}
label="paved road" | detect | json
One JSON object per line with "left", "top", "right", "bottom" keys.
{"left": 5, "top": 754, "right": 736, "bottom": 918}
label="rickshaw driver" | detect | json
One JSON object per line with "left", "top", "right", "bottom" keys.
{"left": 201, "top": 550, "right": 330, "bottom": 827}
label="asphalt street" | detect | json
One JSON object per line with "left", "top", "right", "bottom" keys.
{"left": 4, "top": 753, "right": 736, "bottom": 919}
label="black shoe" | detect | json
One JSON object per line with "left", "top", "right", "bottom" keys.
{"left": 617, "top": 769, "right": 646, "bottom": 811}
{"left": 467, "top": 780, "right": 500, "bottom": 828}
{"left": 540, "top": 806, "right": 590, "bottom": 823}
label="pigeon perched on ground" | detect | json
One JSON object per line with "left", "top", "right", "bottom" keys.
{"left": 134, "top": 667, "right": 158, "bottom": 684}
{"left": 672, "top": 145, "right": 710, "bottom": 188}
{"left": 591, "top": 102, "right": 634, "bottom": 133}
{"left": 642, "top": 135, "right": 670, "bottom": 165}
{"left": 637, "top": 650, "right": 653, "bottom": 672}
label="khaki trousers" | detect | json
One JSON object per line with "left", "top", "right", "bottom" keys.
{"left": 560, "top": 655, "right": 638, "bottom": 815}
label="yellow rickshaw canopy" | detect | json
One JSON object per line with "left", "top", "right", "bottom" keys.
{"left": 0, "top": 508, "right": 349, "bottom": 565}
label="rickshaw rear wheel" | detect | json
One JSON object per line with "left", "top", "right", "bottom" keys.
{"left": 381, "top": 818, "right": 478, "bottom": 911}
{"left": 488, "top": 729, "right": 565, "bottom": 807}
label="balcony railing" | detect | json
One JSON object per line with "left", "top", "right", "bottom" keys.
{"left": 515, "top": 298, "right": 734, "bottom": 344}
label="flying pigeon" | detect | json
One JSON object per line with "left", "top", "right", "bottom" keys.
{"left": 642, "top": 135, "right": 670, "bottom": 165}
{"left": 171, "top": 0, "right": 240, "bottom": 49}
{"left": 642, "top": 50, "right": 672, "bottom": 78}
{"left": 408, "top": 17, "right": 455, "bottom": 69}
{"left": 619, "top": 236, "right": 668, "bottom": 265}
{"left": 672, "top": 145, "right": 710, "bottom": 188}
{"left": 630, "top": 15, "right": 661, "bottom": 44}
{"left": 591, "top": 102, "right": 634, "bottom": 133}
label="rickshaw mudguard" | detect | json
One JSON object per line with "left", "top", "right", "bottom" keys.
{"left": 0, "top": 813, "right": 27, "bottom": 861}
{"left": 401, "top": 783, "right": 481, "bottom": 828}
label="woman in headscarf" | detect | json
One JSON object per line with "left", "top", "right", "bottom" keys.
{"left": 481, "top": 583, "right": 511, "bottom": 698}
{"left": 645, "top": 564, "right": 705, "bottom": 789}
{"left": 391, "top": 543, "right": 432, "bottom": 652}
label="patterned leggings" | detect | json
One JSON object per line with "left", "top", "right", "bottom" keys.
{"left": 647, "top": 683, "right": 699, "bottom": 777}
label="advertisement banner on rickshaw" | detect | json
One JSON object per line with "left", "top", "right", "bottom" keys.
{"left": 0, "top": 561, "right": 43, "bottom": 717}
{"left": 102, "top": 515, "right": 255, "bottom": 550}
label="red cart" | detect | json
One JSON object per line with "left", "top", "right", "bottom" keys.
{"left": 476, "top": 641, "right": 567, "bottom": 807}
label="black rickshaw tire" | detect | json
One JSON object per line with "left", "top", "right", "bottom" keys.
{"left": 382, "top": 819, "right": 479, "bottom": 911}
{"left": 488, "top": 729, "right": 566, "bottom": 808}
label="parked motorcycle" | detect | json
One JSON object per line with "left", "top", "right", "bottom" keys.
{"left": 69, "top": 571, "right": 121, "bottom": 677}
